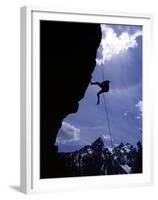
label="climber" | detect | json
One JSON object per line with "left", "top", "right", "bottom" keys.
{"left": 91, "top": 80, "right": 110, "bottom": 104}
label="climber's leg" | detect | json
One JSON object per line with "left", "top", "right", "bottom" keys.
{"left": 97, "top": 90, "right": 103, "bottom": 105}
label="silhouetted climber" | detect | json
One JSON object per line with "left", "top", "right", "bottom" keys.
{"left": 91, "top": 80, "right": 110, "bottom": 104}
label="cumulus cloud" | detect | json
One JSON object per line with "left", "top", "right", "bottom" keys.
{"left": 96, "top": 24, "right": 142, "bottom": 65}
{"left": 56, "top": 122, "right": 80, "bottom": 144}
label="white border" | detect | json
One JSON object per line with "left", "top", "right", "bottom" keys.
{"left": 20, "top": 6, "right": 153, "bottom": 194}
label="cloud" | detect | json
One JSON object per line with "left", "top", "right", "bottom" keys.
{"left": 136, "top": 116, "right": 141, "bottom": 119}
{"left": 135, "top": 100, "right": 143, "bottom": 119}
{"left": 123, "top": 108, "right": 133, "bottom": 117}
{"left": 124, "top": 112, "right": 128, "bottom": 117}
{"left": 135, "top": 100, "right": 143, "bottom": 112}
{"left": 96, "top": 24, "right": 142, "bottom": 65}
{"left": 56, "top": 122, "right": 80, "bottom": 144}
{"left": 102, "top": 134, "right": 111, "bottom": 141}
{"left": 124, "top": 100, "right": 143, "bottom": 119}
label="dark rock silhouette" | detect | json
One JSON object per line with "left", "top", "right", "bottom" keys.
{"left": 131, "top": 141, "right": 142, "bottom": 173}
{"left": 40, "top": 21, "right": 102, "bottom": 178}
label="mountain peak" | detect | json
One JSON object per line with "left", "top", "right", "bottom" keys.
{"left": 91, "top": 137, "right": 104, "bottom": 151}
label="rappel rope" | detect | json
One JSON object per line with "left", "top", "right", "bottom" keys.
{"left": 101, "top": 64, "right": 113, "bottom": 148}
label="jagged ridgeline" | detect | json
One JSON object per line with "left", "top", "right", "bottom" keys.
{"left": 58, "top": 137, "right": 142, "bottom": 177}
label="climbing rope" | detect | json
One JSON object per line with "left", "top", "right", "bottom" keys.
{"left": 101, "top": 63, "right": 113, "bottom": 148}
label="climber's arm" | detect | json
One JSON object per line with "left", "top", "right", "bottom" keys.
{"left": 90, "top": 81, "right": 102, "bottom": 87}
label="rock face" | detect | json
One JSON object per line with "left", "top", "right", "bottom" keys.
{"left": 40, "top": 21, "right": 102, "bottom": 178}
{"left": 59, "top": 138, "right": 142, "bottom": 177}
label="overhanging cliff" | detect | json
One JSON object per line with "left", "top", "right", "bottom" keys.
{"left": 40, "top": 21, "right": 101, "bottom": 178}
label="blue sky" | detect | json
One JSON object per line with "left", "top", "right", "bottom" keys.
{"left": 55, "top": 24, "right": 143, "bottom": 152}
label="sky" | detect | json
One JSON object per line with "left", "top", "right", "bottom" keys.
{"left": 55, "top": 23, "right": 143, "bottom": 152}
